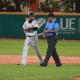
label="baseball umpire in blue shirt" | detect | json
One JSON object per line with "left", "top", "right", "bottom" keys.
{"left": 40, "top": 13, "right": 62, "bottom": 67}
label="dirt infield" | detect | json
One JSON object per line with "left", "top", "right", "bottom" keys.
{"left": 74, "top": 76, "right": 80, "bottom": 80}
{"left": 0, "top": 55, "right": 80, "bottom": 64}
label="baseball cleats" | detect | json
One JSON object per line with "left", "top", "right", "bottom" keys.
{"left": 40, "top": 62, "right": 48, "bottom": 67}
{"left": 56, "top": 64, "right": 62, "bottom": 67}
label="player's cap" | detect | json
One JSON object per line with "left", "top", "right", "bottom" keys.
{"left": 47, "top": 12, "right": 55, "bottom": 18}
{"left": 28, "top": 11, "right": 35, "bottom": 17}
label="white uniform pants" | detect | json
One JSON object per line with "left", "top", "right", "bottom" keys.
{"left": 21, "top": 36, "right": 42, "bottom": 65}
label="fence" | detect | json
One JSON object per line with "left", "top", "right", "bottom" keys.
{"left": 0, "top": 12, "right": 80, "bottom": 39}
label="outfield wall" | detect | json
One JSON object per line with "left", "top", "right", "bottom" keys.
{"left": 0, "top": 12, "right": 80, "bottom": 39}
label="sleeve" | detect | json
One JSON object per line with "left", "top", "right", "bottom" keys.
{"left": 22, "top": 21, "right": 27, "bottom": 29}
{"left": 34, "top": 21, "right": 39, "bottom": 28}
{"left": 54, "top": 23, "right": 60, "bottom": 31}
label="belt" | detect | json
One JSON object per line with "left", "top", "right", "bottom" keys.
{"left": 47, "top": 35, "right": 57, "bottom": 37}
{"left": 27, "top": 35, "right": 35, "bottom": 37}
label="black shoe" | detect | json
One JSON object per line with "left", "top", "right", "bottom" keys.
{"left": 56, "top": 64, "right": 62, "bottom": 67}
{"left": 40, "top": 62, "right": 48, "bottom": 67}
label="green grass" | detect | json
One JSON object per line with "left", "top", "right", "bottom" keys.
{"left": 0, "top": 38, "right": 80, "bottom": 56}
{"left": 0, "top": 39, "right": 80, "bottom": 80}
{"left": 0, "top": 64, "right": 80, "bottom": 80}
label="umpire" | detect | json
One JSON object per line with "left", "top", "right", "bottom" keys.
{"left": 40, "top": 13, "right": 62, "bottom": 67}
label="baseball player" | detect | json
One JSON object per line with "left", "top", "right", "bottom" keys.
{"left": 21, "top": 12, "right": 43, "bottom": 65}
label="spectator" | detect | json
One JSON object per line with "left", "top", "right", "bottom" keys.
{"left": 20, "top": 1, "right": 30, "bottom": 12}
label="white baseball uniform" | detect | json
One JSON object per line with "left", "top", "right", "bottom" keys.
{"left": 21, "top": 19, "right": 43, "bottom": 65}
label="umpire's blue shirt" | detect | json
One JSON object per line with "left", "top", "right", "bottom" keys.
{"left": 45, "top": 20, "right": 59, "bottom": 37}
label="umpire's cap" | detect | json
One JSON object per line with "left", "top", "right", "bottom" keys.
{"left": 47, "top": 12, "right": 55, "bottom": 18}
{"left": 28, "top": 11, "right": 35, "bottom": 17}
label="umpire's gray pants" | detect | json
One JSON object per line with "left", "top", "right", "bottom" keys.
{"left": 21, "top": 36, "right": 42, "bottom": 65}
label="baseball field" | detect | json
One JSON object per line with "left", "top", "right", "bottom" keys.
{"left": 0, "top": 38, "right": 80, "bottom": 80}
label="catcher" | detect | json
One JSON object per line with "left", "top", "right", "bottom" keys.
{"left": 21, "top": 12, "right": 43, "bottom": 65}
